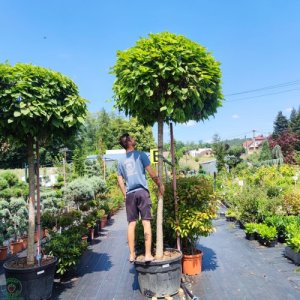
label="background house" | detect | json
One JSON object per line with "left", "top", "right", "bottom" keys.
{"left": 242, "top": 135, "right": 267, "bottom": 154}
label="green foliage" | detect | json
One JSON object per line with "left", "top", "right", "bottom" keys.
{"left": 163, "top": 176, "right": 218, "bottom": 254}
{"left": 85, "top": 160, "right": 102, "bottom": 177}
{"left": 259, "top": 141, "right": 272, "bottom": 161}
{"left": 244, "top": 223, "right": 258, "bottom": 234}
{"left": 88, "top": 176, "right": 107, "bottom": 196}
{"left": 0, "top": 171, "right": 19, "bottom": 186}
{"left": 80, "top": 111, "right": 155, "bottom": 153}
{"left": 0, "top": 63, "right": 87, "bottom": 142}
{"left": 72, "top": 147, "right": 86, "bottom": 177}
{"left": 283, "top": 189, "right": 300, "bottom": 215}
{"left": 256, "top": 224, "right": 277, "bottom": 241}
{"left": 212, "top": 134, "right": 226, "bottom": 172}
{"left": 58, "top": 211, "right": 82, "bottom": 228}
{"left": 112, "top": 32, "right": 223, "bottom": 126}
{"left": 0, "top": 197, "right": 28, "bottom": 237}
{"left": 41, "top": 211, "right": 57, "bottom": 230}
{"left": 44, "top": 227, "right": 88, "bottom": 275}
{"left": 286, "top": 222, "right": 300, "bottom": 253}
{"left": 273, "top": 111, "right": 289, "bottom": 138}
{"left": 0, "top": 177, "right": 8, "bottom": 190}
{"left": 63, "top": 177, "right": 94, "bottom": 206}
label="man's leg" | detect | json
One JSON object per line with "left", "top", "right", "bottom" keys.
{"left": 142, "top": 220, "right": 154, "bottom": 261}
{"left": 128, "top": 221, "right": 136, "bottom": 261}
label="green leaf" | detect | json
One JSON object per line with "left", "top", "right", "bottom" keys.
{"left": 13, "top": 111, "right": 21, "bottom": 117}
{"left": 160, "top": 106, "right": 167, "bottom": 112}
{"left": 21, "top": 108, "right": 30, "bottom": 115}
{"left": 7, "top": 119, "right": 13, "bottom": 123}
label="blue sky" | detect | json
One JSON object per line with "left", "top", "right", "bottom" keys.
{"left": 1, "top": 0, "right": 300, "bottom": 144}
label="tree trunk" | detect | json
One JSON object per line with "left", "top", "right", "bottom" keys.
{"left": 27, "top": 137, "right": 36, "bottom": 265}
{"left": 170, "top": 122, "right": 180, "bottom": 251}
{"left": 156, "top": 116, "right": 164, "bottom": 259}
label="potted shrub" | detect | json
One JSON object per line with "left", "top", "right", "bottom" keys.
{"left": 225, "top": 208, "right": 238, "bottom": 222}
{"left": 256, "top": 224, "right": 277, "bottom": 247}
{"left": 44, "top": 225, "right": 88, "bottom": 279}
{"left": 112, "top": 32, "right": 222, "bottom": 297}
{"left": 285, "top": 222, "right": 300, "bottom": 265}
{"left": 0, "top": 63, "right": 87, "bottom": 300}
{"left": 164, "top": 176, "right": 218, "bottom": 275}
{"left": 244, "top": 223, "right": 258, "bottom": 240}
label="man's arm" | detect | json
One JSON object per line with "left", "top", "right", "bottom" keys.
{"left": 145, "top": 165, "right": 165, "bottom": 196}
{"left": 117, "top": 175, "right": 126, "bottom": 200}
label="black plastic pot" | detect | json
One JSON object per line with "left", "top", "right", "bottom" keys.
{"left": 134, "top": 249, "right": 182, "bottom": 298}
{"left": 245, "top": 232, "right": 256, "bottom": 240}
{"left": 4, "top": 256, "right": 57, "bottom": 300}
{"left": 258, "top": 237, "right": 277, "bottom": 247}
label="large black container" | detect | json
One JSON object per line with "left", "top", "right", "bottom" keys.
{"left": 4, "top": 256, "right": 57, "bottom": 300}
{"left": 134, "top": 249, "right": 182, "bottom": 298}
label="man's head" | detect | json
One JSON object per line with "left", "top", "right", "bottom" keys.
{"left": 119, "top": 133, "right": 136, "bottom": 150}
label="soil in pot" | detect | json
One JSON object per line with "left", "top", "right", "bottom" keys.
{"left": 182, "top": 249, "right": 203, "bottom": 275}
{"left": 4, "top": 256, "right": 57, "bottom": 300}
{"left": 134, "top": 249, "right": 182, "bottom": 298}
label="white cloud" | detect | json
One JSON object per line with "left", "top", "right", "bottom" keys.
{"left": 232, "top": 114, "right": 240, "bottom": 119}
{"left": 184, "top": 120, "right": 197, "bottom": 127}
{"left": 285, "top": 107, "right": 293, "bottom": 113}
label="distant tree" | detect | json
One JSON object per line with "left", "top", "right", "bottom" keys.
{"left": 258, "top": 140, "right": 272, "bottom": 161}
{"left": 273, "top": 111, "right": 289, "bottom": 137}
{"left": 290, "top": 106, "right": 300, "bottom": 133}
{"left": 269, "top": 131, "right": 299, "bottom": 164}
{"left": 212, "top": 134, "right": 226, "bottom": 171}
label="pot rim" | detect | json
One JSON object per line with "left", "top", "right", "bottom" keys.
{"left": 183, "top": 249, "right": 203, "bottom": 258}
{"left": 134, "top": 248, "right": 182, "bottom": 266}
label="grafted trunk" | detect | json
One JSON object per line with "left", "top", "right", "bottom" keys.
{"left": 156, "top": 116, "right": 164, "bottom": 259}
{"left": 27, "top": 137, "right": 35, "bottom": 266}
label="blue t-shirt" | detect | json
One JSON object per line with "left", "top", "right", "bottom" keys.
{"left": 117, "top": 150, "right": 150, "bottom": 193}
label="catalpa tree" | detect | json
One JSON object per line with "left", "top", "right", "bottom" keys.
{"left": 112, "top": 32, "right": 223, "bottom": 258}
{"left": 0, "top": 63, "right": 87, "bottom": 265}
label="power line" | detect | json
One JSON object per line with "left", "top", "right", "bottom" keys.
{"left": 225, "top": 80, "right": 300, "bottom": 97}
{"left": 225, "top": 87, "right": 300, "bottom": 103}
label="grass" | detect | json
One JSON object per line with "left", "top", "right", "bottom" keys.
{"left": 179, "top": 154, "right": 215, "bottom": 171}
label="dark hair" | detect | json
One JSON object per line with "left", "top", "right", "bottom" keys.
{"left": 119, "top": 133, "right": 130, "bottom": 149}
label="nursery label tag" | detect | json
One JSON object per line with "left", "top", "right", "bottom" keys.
{"left": 37, "top": 270, "right": 45, "bottom": 275}
{"left": 150, "top": 148, "right": 158, "bottom": 164}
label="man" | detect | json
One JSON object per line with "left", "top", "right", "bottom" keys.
{"left": 117, "top": 133, "right": 164, "bottom": 262}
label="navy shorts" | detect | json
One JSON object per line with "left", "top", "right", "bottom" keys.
{"left": 125, "top": 189, "right": 152, "bottom": 222}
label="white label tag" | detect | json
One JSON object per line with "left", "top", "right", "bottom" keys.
{"left": 162, "top": 264, "right": 170, "bottom": 268}
{"left": 37, "top": 270, "right": 45, "bottom": 275}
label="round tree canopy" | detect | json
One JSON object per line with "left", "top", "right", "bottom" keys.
{"left": 0, "top": 63, "right": 87, "bottom": 143}
{"left": 112, "top": 32, "right": 223, "bottom": 126}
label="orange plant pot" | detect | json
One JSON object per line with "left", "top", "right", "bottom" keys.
{"left": 10, "top": 241, "right": 23, "bottom": 254}
{"left": 21, "top": 236, "right": 28, "bottom": 250}
{"left": 182, "top": 250, "right": 203, "bottom": 275}
{"left": 101, "top": 216, "right": 108, "bottom": 228}
{"left": 0, "top": 246, "right": 8, "bottom": 261}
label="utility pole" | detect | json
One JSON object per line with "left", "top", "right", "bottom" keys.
{"left": 244, "top": 135, "right": 248, "bottom": 155}
{"left": 60, "top": 147, "right": 68, "bottom": 187}
{"left": 252, "top": 130, "right": 256, "bottom": 151}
